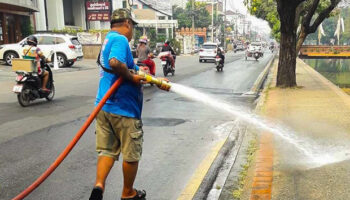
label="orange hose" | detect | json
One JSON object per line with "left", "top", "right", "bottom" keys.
{"left": 13, "top": 78, "right": 123, "bottom": 200}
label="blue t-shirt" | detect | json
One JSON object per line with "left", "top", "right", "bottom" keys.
{"left": 95, "top": 31, "right": 143, "bottom": 119}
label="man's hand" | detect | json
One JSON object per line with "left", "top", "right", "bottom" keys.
{"left": 157, "top": 77, "right": 171, "bottom": 91}
{"left": 132, "top": 74, "right": 147, "bottom": 85}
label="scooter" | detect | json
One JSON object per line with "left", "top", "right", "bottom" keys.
{"left": 215, "top": 55, "right": 224, "bottom": 72}
{"left": 253, "top": 51, "right": 261, "bottom": 61}
{"left": 159, "top": 51, "right": 175, "bottom": 77}
{"left": 13, "top": 59, "right": 55, "bottom": 107}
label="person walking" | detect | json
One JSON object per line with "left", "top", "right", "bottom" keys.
{"left": 89, "top": 9, "right": 168, "bottom": 200}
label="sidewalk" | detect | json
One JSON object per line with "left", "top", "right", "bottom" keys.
{"left": 246, "top": 58, "right": 350, "bottom": 200}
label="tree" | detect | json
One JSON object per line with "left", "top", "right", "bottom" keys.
{"left": 172, "top": 1, "right": 211, "bottom": 28}
{"left": 173, "top": 5, "right": 192, "bottom": 28}
{"left": 245, "top": 0, "right": 341, "bottom": 87}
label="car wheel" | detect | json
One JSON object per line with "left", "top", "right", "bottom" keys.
{"left": 199, "top": 59, "right": 202, "bottom": 63}
{"left": 54, "top": 53, "right": 67, "bottom": 67}
{"left": 5, "top": 52, "right": 19, "bottom": 66}
{"left": 204, "top": 60, "right": 207, "bottom": 63}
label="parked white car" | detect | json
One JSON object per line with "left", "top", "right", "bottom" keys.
{"left": 199, "top": 42, "right": 218, "bottom": 62}
{"left": 0, "top": 33, "right": 83, "bottom": 67}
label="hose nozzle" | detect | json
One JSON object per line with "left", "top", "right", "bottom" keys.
{"left": 138, "top": 71, "right": 171, "bottom": 91}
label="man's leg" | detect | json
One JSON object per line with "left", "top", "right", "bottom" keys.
{"left": 169, "top": 55, "right": 175, "bottom": 68}
{"left": 121, "top": 161, "right": 139, "bottom": 198}
{"left": 142, "top": 59, "right": 156, "bottom": 76}
{"left": 42, "top": 71, "right": 49, "bottom": 90}
{"left": 94, "top": 156, "right": 115, "bottom": 190}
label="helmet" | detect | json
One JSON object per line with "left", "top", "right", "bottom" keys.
{"left": 27, "top": 35, "right": 38, "bottom": 46}
{"left": 139, "top": 36, "right": 148, "bottom": 44}
{"left": 165, "top": 40, "right": 170, "bottom": 44}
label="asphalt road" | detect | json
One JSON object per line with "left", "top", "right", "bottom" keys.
{"left": 0, "top": 51, "right": 274, "bottom": 200}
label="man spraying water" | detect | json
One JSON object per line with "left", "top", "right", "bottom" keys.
{"left": 90, "top": 9, "right": 169, "bottom": 200}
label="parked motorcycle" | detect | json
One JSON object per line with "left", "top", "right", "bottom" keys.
{"left": 12, "top": 59, "right": 55, "bottom": 107}
{"left": 159, "top": 51, "right": 175, "bottom": 77}
{"left": 215, "top": 55, "right": 224, "bottom": 72}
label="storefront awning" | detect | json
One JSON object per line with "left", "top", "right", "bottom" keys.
{"left": 0, "top": 2, "right": 39, "bottom": 14}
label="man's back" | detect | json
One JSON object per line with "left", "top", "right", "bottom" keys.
{"left": 96, "top": 31, "right": 143, "bottom": 119}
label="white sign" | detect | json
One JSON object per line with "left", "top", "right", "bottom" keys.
{"left": 77, "top": 32, "right": 102, "bottom": 45}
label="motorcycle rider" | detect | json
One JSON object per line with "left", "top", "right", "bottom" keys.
{"left": 161, "top": 40, "right": 175, "bottom": 69}
{"left": 22, "top": 35, "right": 50, "bottom": 92}
{"left": 136, "top": 36, "right": 155, "bottom": 75}
{"left": 216, "top": 46, "right": 225, "bottom": 65}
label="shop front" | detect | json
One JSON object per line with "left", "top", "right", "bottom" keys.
{"left": 0, "top": 2, "right": 38, "bottom": 44}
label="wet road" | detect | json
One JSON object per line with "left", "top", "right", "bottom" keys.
{"left": 0, "top": 51, "right": 274, "bottom": 200}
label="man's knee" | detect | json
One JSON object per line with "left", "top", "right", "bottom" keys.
{"left": 123, "top": 160, "right": 139, "bottom": 165}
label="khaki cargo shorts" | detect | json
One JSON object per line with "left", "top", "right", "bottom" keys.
{"left": 95, "top": 110, "right": 144, "bottom": 162}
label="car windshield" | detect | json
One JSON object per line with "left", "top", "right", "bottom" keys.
{"left": 203, "top": 45, "right": 217, "bottom": 49}
{"left": 71, "top": 38, "right": 81, "bottom": 45}
{"left": 251, "top": 43, "right": 261, "bottom": 46}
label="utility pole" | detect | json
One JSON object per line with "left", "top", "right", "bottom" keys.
{"left": 211, "top": 0, "right": 214, "bottom": 42}
{"left": 192, "top": 0, "right": 195, "bottom": 52}
{"left": 223, "top": 0, "right": 227, "bottom": 49}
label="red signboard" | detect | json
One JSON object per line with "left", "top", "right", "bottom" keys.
{"left": 86, "top": 1, "right": 110, "bottom": 11}
{"left": 87, "top": 12, "right": 110, "bottom": 21}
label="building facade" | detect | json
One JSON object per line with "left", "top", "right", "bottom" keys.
{"left": 132, "top": 0, "right": 178, "bottom": 39}
{"left": 0, "top": 0, "right": 39, "bottom": 44}
{"left": 34, "top": 0, "right": 132, "bottom": 32}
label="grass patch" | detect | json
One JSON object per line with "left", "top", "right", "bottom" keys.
{"left": 342, "top": 88, "right": 350, "bottom": 95}
{"left": 232, "top": 138, "right": 258, "bottom": 199}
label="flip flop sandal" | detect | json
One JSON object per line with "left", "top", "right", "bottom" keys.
{"left": 89, "top": 186, "right": 103, "bottom": 200}
{"left": 121, "top": 189, "right": 146, "bottom": 200}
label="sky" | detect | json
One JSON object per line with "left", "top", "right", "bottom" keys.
{"left": 167, "top": 0, "right": 271, "bottom": 35}
{"left": 227, "top": 0, "right": 271, "bottom": 35}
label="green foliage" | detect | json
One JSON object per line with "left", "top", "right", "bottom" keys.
{"left": 21, "top": 16, "right": 33, "bottom": 37}
{"left": 173, "top": 5, "right": 192, "bottom": 27}
{"left": 244, "top": 0, "right": 340, "bottom": 42}
{"left": 134, "top": 28, "right": 143, "bottom": 42}
{"left": 170, "top": 38, "right": 181, "bottom": 55}
{"left": 173, "top": 1, "right": 211, "bottom": 28}
{"left": 231, "top": 139, "right": 257, "bottom": 200}
{"left": 305, "top": 7, "right": 350, "bottom": 45}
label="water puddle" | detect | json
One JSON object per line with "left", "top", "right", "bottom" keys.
{"left": 170, "top": 83, "right": 350, "bottom": 168}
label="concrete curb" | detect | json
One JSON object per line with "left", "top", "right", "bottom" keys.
{"left": 245, "top": 54, "right": 276, "bottom": 96}
{"left": 192, "top": 122, "right": 242, "bottom": 200}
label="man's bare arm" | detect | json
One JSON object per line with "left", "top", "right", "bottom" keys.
{"left": 109, "top": 58, "right": 134, "bottom": 82}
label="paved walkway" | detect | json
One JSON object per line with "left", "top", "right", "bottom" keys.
{"left": 248, "top": 59, "right": 350, "bottom": 200}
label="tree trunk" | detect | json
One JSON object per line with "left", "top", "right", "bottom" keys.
{"left": 296, "top": 28, "right": 307, "bottom": 54}
{"left": 276, "top": 1, "right": 299, "bottom": 87}
{"left": 277, "top": 32, "right": 297, "bottom": 87}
